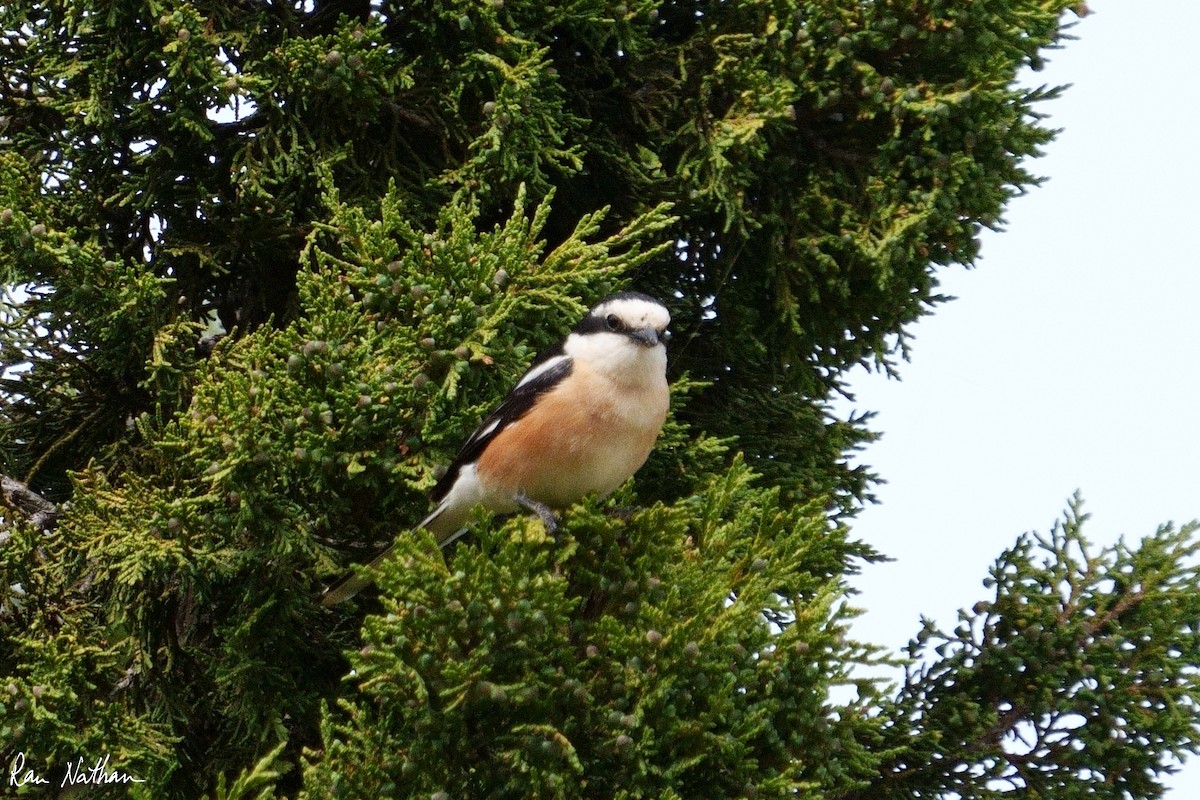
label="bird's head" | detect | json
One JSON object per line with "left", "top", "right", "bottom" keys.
{"left": 565, "top": 292, "right": 671, "bottom": 378}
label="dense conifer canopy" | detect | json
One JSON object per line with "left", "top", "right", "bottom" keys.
{"left": 2, "top": 2, "right": 1196, "bottom": 798}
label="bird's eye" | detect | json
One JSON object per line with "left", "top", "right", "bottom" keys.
{"left": 605, "top": 314, "right": 620, "bottom": 331}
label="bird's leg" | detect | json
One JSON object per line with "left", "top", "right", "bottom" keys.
{"left": 513, "top": 492, "right": 559, "bottom": 533}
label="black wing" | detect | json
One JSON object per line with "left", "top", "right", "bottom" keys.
{"left": 429, "top": 352, "right": 574, "bottom": 503}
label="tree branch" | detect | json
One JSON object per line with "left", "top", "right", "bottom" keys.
{"left": 0, "top": 473, "right": 59, "bottom": 530}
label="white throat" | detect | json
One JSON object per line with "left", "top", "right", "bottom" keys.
{"left": 563, "top": 332, "right": 667, "bottom": 386}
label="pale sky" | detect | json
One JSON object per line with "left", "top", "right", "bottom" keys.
{"left": 837, "top": 1, "right": 1200, "bottom": 795}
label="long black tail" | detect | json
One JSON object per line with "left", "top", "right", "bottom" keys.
{"left": 319, "top": 504, "right": 465, "bottom": 607}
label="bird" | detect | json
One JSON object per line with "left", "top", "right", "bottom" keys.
{"left": 320, "top": 291, "right": 671, "bottom": 606}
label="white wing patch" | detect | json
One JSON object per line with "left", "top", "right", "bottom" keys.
{"left": 516, "top": 354, "right": 570, "bottom": 389}
{"left": 474, "top": 417, "right": 502, "bottom": 441}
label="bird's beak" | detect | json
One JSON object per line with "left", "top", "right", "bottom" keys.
{"left": 630, "top": 327, "right": 663, "bottom": 347}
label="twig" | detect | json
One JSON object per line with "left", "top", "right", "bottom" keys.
{"left": 22, "top": 405, "right": 103, "bottom": 488}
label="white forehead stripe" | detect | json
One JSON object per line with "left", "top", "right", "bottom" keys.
{"left": 592, "top": 297, "right": 670, "bottom": 331}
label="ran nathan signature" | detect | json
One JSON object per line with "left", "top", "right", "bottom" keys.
{"left": 9, "top": 751, "right": 147, "bottom": 788}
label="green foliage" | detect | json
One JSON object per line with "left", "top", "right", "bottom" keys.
{"left": 2, "top": 1, "right": 1197, "bottom": 800}
{"left": 301, "top": 460, "right": 882, "bottom": 800}
{"left": 1, "top": 183, "right": 675, "bottom": 794}
{"left": 203, "top": 744, "right": 288, "bottom": 800}
{"left": 865, "top": 497, "right": 1200, "bottom": 800}
{"left": 2, "top": 0, "right": 1077, "bottom": 507}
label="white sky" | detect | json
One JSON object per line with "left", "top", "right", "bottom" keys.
{"left": 837, "top": 1, "right": 1200, "bottom": 795}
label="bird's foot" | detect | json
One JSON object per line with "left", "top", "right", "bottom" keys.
{"left": 513, "top": 492, "right": 559, "bottom": 534}
{"left": 606, "top": 506, "right": 638, "bottom": 522}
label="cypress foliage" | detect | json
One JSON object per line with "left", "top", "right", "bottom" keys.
{"left": 1, "top": 2, "right": 1196, "bottom": 798}
{"left": 301, "top": 464, "right": 877, "bottom": 800}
